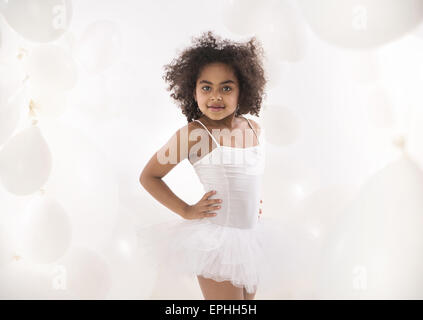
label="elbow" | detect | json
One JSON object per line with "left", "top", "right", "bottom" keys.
{"left": 139, "top": 170, "right": 147, "bottom": 187}
{"left": 139, "top": 171, "right": 160, "bottom": 187}
{"left": 139, "top": 172, "right": 147, "bottom": 187}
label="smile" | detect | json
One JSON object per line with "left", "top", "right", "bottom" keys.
{"left": 208, "top": 106, "right": 225, "bottom": 112}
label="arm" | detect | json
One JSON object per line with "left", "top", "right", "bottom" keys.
{"left": 139, "top": 124, "right": 192, "bottom": 218}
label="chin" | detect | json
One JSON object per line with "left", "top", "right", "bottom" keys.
{"left": 207, "top": 112, "right": 227, "bottom": 118}
{"left": 206, "top": 109, "right": 235, "bottom": 116}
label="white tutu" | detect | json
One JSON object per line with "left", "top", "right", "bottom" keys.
{"left": 136, "top": 214, "right": 290, "bottom": 294}
{"left": 137, "top": 118, "right": 292, "bottom": 295}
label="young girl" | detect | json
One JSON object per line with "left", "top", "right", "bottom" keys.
{"left": 138, "top": 31, "right": 286, "bottom": 300}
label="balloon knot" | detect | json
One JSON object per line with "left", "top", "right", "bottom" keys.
{"left": 392, "top": 135, "right": 407, "bottom": 154}
{"left": 29, "top": 100, "right": 39, "bottom": 124}
{"left": 17, "top": 48, "right": 28, "bottom": 60}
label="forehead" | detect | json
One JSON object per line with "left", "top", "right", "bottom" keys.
{"left": 197, "top": 62, "right": 238, "bottom": 83}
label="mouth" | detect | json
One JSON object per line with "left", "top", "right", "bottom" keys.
{"left": 208, "top": 105, "right": 225, "bottom": 109}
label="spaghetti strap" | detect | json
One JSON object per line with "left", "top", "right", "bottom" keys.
{"left": 194, "top": 119, "right": 220, "bottom": 148}
{"left": 241, "top": 116, "right": 260, "bottom": 145}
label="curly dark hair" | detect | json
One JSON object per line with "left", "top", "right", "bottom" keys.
{"left": 162, "top": 30, "right": 267, "bottom": 122}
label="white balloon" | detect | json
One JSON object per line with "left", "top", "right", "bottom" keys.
{"left": 0, "top": 15, "right": 16, "bottom": 62}
{"left": 0, "top": 90, "right": 23, "bottom": 146}
{"left": 415, "top": 20, "right": 423, "bottom": 39}
{"left": 262, "top": 56, "right": 285, "bottom": 90}
{"left": 0, "top": 61, "right": 26, "bottom": 109}
{"left": 254, "top": 0, "right": 308, "bottom": 62}
{"left": 0, "top": 126, "right": 52, "bottom": 195}
{"left": 28, "top": 83, "right": 69, "bottom": 118}
{"left": 0, "top": 0, "right": 72, "bottom": 43}
{"left": 76, "top": 20, "right": 122, "bottom": 74}
{"left": 24, "top": 44, "right": 77, "bottom": 92}
{"left": 295, "top": 184, "right": 359, "bottom": 242}
{"left": 408, "top": 100, "right": 423, "bottom": 167}
{"left": 222, "top": 0, "right": 263, "bottom": 35}
{"left": 262, "top": 148, "right": 321, "bottom": 223}
{"left": 17, "top": 193, "right": 71, "bottom": 264}
{"left": 0, "top": 260, "right": 75, "bottom": 299}
{"left": 41, "top": 121, "right": 119, "bottom": 249}
{"left": 66, "top": 73, "right": 111, "bottom": 119}
{"left": 0, "top": 13, "right": 21, "bottom": 62}
{"left": 55, "top": 246, "right": 111, "bottom": 299}
{"left": 60, "top": 31, "right": 77, "bottom": 56}
{"left": 316, "top": 156, "right": 423, "bottom": 299}
{"left": 0, "top": 224, "right": 14, "bottom": 268}
{"left": 298, "top": 0, "right": 423, "bottom": 49}
{"left": 290, "top": 184, "right": 359, "bottom": 298}
{"left": 365, "top": 85, "right": 395, "bottom": 129}
{"left": 263, "top": 105, "right": 301, "bottom": 146}
{"left": 102, "top": 62, "right": 144, "bottom": 116}
{"left": 223, "top": 0, "right": 308, "bottom": 62}
{"left": 377, "top": 35, "right": 423, "bottom": 134}
{"left": 0, "top": 183, "right": 31, "bottom": 225}
{"left": 349, "top": 50, "right": 380, "bottom": 84}
{"left": 261, "top": 218, "right": 321, "bottom": 299}
{"left": 99, "top": 208, "right": 158, "bottom": 299}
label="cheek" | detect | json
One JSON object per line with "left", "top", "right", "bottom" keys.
{"left": 196, "top": 89, "right": 205, "bottom": 98}
{"left": 229, "top": 92, "right": 239, "bottom": 102}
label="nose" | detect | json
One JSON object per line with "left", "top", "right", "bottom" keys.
{"left": 208, "top": 87, "right": 223, "bottom": 101}
{"left": 210, "top": 92, "right": 222, "bottom": 101}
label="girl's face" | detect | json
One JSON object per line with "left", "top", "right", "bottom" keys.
{"left": 193, "top": 62, "right": 240, "bottom": 120}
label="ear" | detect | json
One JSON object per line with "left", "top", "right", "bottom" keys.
{"left": 193, "top": 89, "right": 196, "bottom": 101}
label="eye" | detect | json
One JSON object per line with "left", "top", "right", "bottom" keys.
{"left": 201, "top": 86, "right": 232, "bottom": 92}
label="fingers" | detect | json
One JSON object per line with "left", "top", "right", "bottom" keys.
{"left": 186, "top": 191, "right": 220, "bottom": 220}
{"left": 204, "top": 190, "right": 216, "bottom": 199}
{"left": 205, "top": 205, "right": 221, "bottom": 211}
{"left": 202, "top": 208, "right": 218, "bottom": 217}
{"left": 204, "top": 212, "right": 217, "bottom": 217}
{"left": 205, "top": 199, "right": 222, "bottom": 205}
{"left": 202, "top": 198, "right": 221, "bottom": 217}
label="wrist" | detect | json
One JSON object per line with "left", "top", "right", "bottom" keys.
{"left": 180, "top": 203, "right": 190, "bottom": 218}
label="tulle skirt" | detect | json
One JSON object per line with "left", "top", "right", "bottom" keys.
{"left": 135, "top": 215, "right": 291, "bottom": 294}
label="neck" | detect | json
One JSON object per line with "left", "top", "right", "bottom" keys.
{"left": 200, "top": 112, "right": 240, "bottom": 129}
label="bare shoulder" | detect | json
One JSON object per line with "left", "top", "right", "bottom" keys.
{"left": 188, "top": 119, "right": 203, "bottom": 131}
{"left": 178, "top": 121, "right": 200, "bottom": 150}
{"left": 187, "top": 120, "right": 206, "bottom": 142}
{"left": 186, "top": 120, "right": 207, "bottom": 157}
{"left": 244, "top": 117, "right": 262, "bottom": 137}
